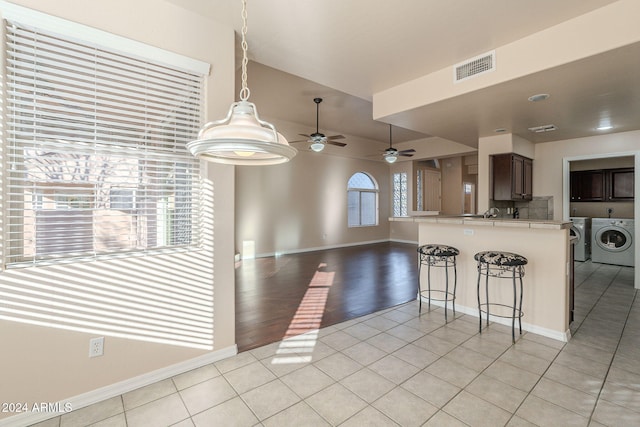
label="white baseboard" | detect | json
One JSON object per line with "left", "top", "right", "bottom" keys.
{"left": 418, "top": 295, "right": 571, "bottom": 342}
{"left": 0, "top": 345, "right": 238, "bottom": 427}
{"left": 389, "top": 238, "right": 418, "bottom": 245}
{"left": 250, "top": 239, "right": 392, "bottom": 259}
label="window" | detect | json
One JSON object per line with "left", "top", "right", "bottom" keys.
{"left": 3, "top": 13, "right": 207, "bottom": 267}
{"left": 109, "top": 188, "right": 136, "bottom": 211}
{"left": 393, "top": 172, "right": 408, "bottom": 217}
{"left": 347, "top": 172, "right": 378, "bottom": 227}
{"left": 416, "top": 169, "right": 423, "bottom": 211}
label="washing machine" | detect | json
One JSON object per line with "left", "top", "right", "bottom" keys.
{"left": 570, "top": 217, "right": 591, "bottom": 261}
{"left": 591, "top": 218, "right": 634, "bottom": 267}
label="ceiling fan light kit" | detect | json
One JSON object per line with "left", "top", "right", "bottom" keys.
{"left": 187, "top": 0, "right": 296, "bottom": 165}
{"left": 290, "top": 97, "right": 347, "bottom": 152}
{"left": 310, "top": 140, "right": 326, "bottom": 152}
{"left": 384, "top": 151, "right": 398, "bottom": 163}
{"left": 383, "top": 124, "right": 415, "bottom": 163}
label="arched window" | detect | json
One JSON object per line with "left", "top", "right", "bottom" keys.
{"left": 347, "top": 172, "right": 378, "bottom": 227}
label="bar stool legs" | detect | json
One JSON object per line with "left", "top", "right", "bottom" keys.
{"left": 475, "top": 251, "right": 527, "bottom": 344}
{"left": 417, "top": 244, "right": 459, "bottom": 322}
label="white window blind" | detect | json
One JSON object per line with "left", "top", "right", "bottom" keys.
{"left": 4, "top": 19, "right": 205, "bottom": 267}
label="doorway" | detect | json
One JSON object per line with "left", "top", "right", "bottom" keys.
{"left": 563, "top": 152, "right": 640, "bottom": 289}
{"left": 463, "top": 182, "right": 475, "bottom": 214}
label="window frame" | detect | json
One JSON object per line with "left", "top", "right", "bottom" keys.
{"left": 392, "top": 172, "right": 408, "bottom": 217}
{"left": 1, "top": 3, "right": 210, "bottom": 268}
{"left": 347, "top": 172, "right": 379, "bottom": 227}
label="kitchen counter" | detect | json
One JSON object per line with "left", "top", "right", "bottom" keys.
{"left": 411, "top": 216, "right": 572, "bottom": 342}
{"left": 390, "top": 215, "right": 571, "bottom": 230}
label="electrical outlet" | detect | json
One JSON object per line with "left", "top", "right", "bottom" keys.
{"left": 89, "top": 337, "right": 104, "bottom": 358}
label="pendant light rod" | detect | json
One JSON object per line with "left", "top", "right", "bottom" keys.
{"left": 384, "top": 124, "right": 398, "bottom": 163}
{"left": 314, "top": 97, "right": 322, "bottom": 134}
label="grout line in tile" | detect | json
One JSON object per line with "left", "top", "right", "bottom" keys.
{"left": 32, "top": 262, "right": 640, "bottom": 427}
{"left": 586, "top": 284, "right": 638, "bottom": 425}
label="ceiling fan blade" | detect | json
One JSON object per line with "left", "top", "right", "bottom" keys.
{"left": 327, "top": 140, "right": 347, "bottom": 147}
{"left": 399, "top": 152, "right": 414, "bottom": 157}
{"left": 327, "top": 135, "right": 345, "bottom": 140}
{"left": 289, "top": 139, "right": 308, "bottom": 144}
{"left": 400, "top": 148, "right": 416, "bottom": 154}
{"left": 298, "top": 134, "right": 311, "bottom": 138}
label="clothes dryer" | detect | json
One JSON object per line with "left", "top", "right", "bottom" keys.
{"left": 570, "top": 217, "right": 591, "bottom": 261}
{"left": 591, "top": 218, "right": 634, "bottom": 267}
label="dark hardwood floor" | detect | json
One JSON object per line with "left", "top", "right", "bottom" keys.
{"left": 235, "top": 241, "right": 419, "bottom": 352}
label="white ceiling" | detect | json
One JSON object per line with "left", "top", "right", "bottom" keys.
{"left": 167, "top": 0, "right": 639, "bottom": 152}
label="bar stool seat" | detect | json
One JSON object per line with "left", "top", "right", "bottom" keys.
{"left": 474, "top": 251, "right": 528, "bottom": 267}
{"left": 475, "top": 250, "right": 527, "bottom": 343}
{"left": 417, "top": 244, "right": 459, "bottom": 321}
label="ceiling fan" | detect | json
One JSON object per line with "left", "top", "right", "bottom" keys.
{"left": 382, "top": 124, "right": 415, "bottom": 163}
{"left": 290, "top": 97, "right": 347, "bottom": 152}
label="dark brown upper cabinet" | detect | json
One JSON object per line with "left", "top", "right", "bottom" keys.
{"left": 492, "top": 153, "right": 533, "bottom": 201}
{"left": 608, "top": 168, "right": 634, "bottom": 200}
{"left": 570, "top": 170, "right": 605, "bottom": 201}
{"left": 570, "top": 168, "right": 634, "bottom": 202}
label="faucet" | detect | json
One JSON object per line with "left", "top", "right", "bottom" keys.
{"left": 483, "top": 207, "right": 500, "bottom": 218}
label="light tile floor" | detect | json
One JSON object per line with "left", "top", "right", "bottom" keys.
{"left": 33, "top": 261, "right": 639, "bottom": 426}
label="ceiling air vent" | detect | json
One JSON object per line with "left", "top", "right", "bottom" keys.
{"left": 454, "top": 50, "right": 496, "bottom": 83}
{"left": 528, "top": 124, "right": 557, "bottom": 133}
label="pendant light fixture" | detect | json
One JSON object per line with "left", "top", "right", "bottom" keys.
{"left": 187, "top": 0, "right": 297, "bottom": 165}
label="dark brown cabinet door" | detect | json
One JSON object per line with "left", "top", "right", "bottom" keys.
{"left": 609, "top": 168, "right": 634, "bottom": 200}
{"left": 492, "top": 153, "right": 533, "bottom": 201}
{"left": 511, "top": 155, "right": 524, "bottom": 199}
{"left": 522, "top": 157, "right": 533, "bottom": 200}
{"left": 570, "top": 170, "right": 605, "bottom": 201}
{"left": 492, "top": 154, "right": 512, "bottom": 201}
{"left": 587, "top": 171, "right": 606, "bottom": 200}
{"left": 570, "top": 168, "right": 633, "bottom": 202}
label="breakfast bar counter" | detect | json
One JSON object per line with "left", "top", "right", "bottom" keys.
{"left": 391, "top": 215, "right": 573, "bottom": 341}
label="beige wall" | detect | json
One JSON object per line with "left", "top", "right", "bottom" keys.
{"left": 571, "top": 201, "right": 634, "bottom": 219}
{"left": 235, "top": 142, "right": 391, "bottom": 258}
{"left": 235, "top": 126, "right": 640, "bottom": 282}
{"left": 570, "top": 156, "right": 635, "bottom": 171}
{"left": 534, "top": 130, "right": 640, "bottom": 220}
{"left": 0, "top": 0, "right": 236, "bottom": 420}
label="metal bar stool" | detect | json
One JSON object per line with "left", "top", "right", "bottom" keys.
{"left": 417, "top": 244, "right": 459, "bottom": 321}
{"left": 475, "top": 251, "right": 527, "bottom": 343}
